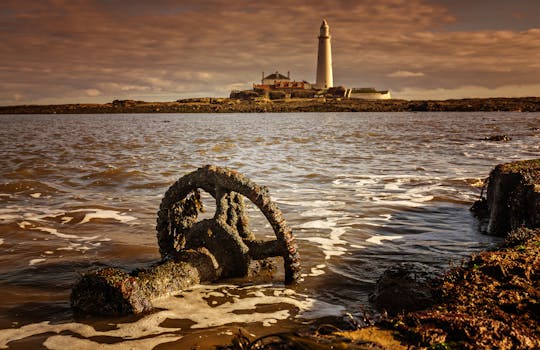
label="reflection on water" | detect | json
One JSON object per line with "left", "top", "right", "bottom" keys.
{"left": 0, "top": 112, "right": 538, "bottom": 347}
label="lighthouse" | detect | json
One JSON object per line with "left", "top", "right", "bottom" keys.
{"left": 315, "top": 19, "right": 333, "bottom": 89}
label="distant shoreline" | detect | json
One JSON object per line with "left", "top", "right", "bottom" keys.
{"left": 1, "top": 97, "right": 539, "bottom": 114}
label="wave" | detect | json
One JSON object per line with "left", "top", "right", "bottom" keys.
{"left": 0, "top": 180, "right": 61, "bottom": 196}
{"left": 80, "top": 167, "right": 148, "bottom": 186}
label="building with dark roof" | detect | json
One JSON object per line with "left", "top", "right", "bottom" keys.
{"left": 254, "top": 71, "right": 312, "bottom": 91}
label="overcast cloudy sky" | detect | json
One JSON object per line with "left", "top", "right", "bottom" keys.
{"left": 1, "top": 0, "right": 539, "bottom": 105}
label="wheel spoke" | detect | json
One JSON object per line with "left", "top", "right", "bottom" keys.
{"left": 157, "top": 165, "right": 301, "bottom": 284}
{"left": 226, "top": 192, "right": 254, "bottom": 240}
{"left": 213, "top": 185, "right": 229, "bottom": 223}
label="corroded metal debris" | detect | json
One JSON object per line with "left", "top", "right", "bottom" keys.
{"left": 71, "top": 165, "right": 301, "bottom": 315}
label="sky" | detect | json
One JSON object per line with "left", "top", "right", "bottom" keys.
{"left": 1, "top": 0, "right": 539, "bottom": 105}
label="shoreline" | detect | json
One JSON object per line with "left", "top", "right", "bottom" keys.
{"left": 215, "top": 229, "right": 540, "bottom": 349}
{"left": 1, "top": 97, "right": 540, "bottom": 114}
{"left": 219, "top": 159, "right": 540, "bottom": 349}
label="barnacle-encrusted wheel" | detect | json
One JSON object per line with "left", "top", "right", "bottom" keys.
{"left": 156, "top": 165, "right": 301, "bottom": 284}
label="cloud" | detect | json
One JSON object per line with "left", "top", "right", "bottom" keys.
{"left": 12, "top": 93, "right": 24, "bottom": 101}
{"left": 387, "top": 71, "right": 425, "bottom": 78}
{"left": 85, "top": 89, "right": 102, "bottom": 97}
{"left": 0, "top": 0, "right": 539, "bottom": 104}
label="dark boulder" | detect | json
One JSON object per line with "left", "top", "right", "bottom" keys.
{"left": 229, "top": 90, "right": 261, "bottom": 100}
{"left": 483, "top": 134, "right": 512, "bottom": 142}
{"left": 268, "top": 90, "right": 287, "bottom": 100}
{"left": 370, "top": 262, "right": 443, "bottom": 316}
{"left": 327, "top": 86, "right": 347, "bottom": 97}
{"left": 471, "top": 159, "right": 540, "bottom": 236}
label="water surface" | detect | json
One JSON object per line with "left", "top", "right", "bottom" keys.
{"left": 1, "top": 112, "right": 538, "bottom": 348}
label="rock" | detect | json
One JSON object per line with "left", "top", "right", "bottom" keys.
{"left": 483, "top": 134, "right": 512, "bottom": 142}
{"left": 229, "top": 90, "right": 261, "bottom": 100}
{"left": 472, "top": 159, "right": 540, "bottom": 236}
{"left": 268, "top": 90, "right": 286, "bottom": 100}
{"left": 504, "top": 226, "right": 538, "bottom": 246}
{"left": 370, "top": 262, "right": 443, "bottom": 316}
{"left": 111, "top": 99, "right": 142, "bottom": 107}
{"left": 396, "top": 228, "right": 540, "bottom": 349}
{"left": 327, "top": 86, "right": 347, "bottom": 97}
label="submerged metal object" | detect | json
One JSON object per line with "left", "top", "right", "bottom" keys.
{"left": 71, "top": 165, "right": 301, "bottom": 315}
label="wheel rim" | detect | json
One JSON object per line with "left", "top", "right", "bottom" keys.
{"left": 156, "top": 165, "right": 301, "bottom": 284}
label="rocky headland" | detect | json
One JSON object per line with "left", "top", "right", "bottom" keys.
{"left": 1, "top": 97, "right": 540, "bottom": 114}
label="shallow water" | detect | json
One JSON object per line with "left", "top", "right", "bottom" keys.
{"left": 0, "top": 112, "right": 539, "bottom": 348}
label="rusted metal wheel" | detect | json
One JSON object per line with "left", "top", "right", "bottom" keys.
{"left": 156, "top": 165, "right": 301, "bottom": 284}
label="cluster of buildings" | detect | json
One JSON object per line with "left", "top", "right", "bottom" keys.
{"left": 231, "top": 20, "right": 390, "bottom": 100}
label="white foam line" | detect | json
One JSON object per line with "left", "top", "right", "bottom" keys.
{"left": 29, "top": 258, "right": 46, "bottom": 266}
{"left": 299, "top": 208, "right": 337, "bottom": 217}
{"left": 30, "top": 227, "right": 107, "bottom": 254}
{"left": 369, "top": 198, "right": 428, "bottom": 208}
{"left": 300, "top": 236, "right": 347, "bottom": 260}
{"left": 276, "top": 200, "right": 345, "bottom": 208}
{"left": 415, "top": 195, "right": 435, "bottom": 202}
{"left": 22, "top": 209, "right": 67, "bottom": 222}
{"left": 302, "top": 264, "right": 327, "bottom": 277}
{"left": 71, "top": 209, "right": 137, "bottom": 224}
{"left": 298, "top": 219, "right": 336, "bottom": 230}
{"left": 0, "top": 284, "right": 344, "bottom": 349}
{"left": 61, "top": 216, "right": 73, "bottom": 224}
{"left": 366, "top": 235, "right": 403, "bottom": 245}
{"left": 0, "top": 214, "right": 18, "bottom": 223}
{"left": 31, "top": 227, "right": 80, "bottom": 240}
{"left": 158, "top": 284, "right": 345, "bottom": 328}
{"left": 31, "top": 227, "right": 99, "bottom": 241}
{"left": 298, "top": 219, "right": 349, "bottom": 260}
{"left": 18, "top": 221, "right": 32, "bottom": 229}
{"left": 44, "top": 334, "right": 183, "bottom": 350}
{"left": 380, "top": 214, "right": 392, "bottom": 220}
{"left": 383, "top": 181, "right": 402, "bottom": 191}
{"left": 56, "top": 243, "right": 81, "bottom": 251}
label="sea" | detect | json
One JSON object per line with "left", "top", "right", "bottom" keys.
{"left": 0, "top": 112, "right": 538, "bottom": 348}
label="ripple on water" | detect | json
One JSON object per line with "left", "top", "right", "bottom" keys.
{"left": 0, "top": 112, "right": 537, "bottom": 345}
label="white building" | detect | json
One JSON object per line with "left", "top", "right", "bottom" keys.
{"left": 349, "top": 88, "right": 391, "bottom": 100}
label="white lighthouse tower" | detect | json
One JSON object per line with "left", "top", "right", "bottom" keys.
{"left": 315, "top": 19, "right": 333, "bottom": 89}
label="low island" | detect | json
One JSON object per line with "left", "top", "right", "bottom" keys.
{"left": 1, "top": 96, "right": 540, "bottom": 114}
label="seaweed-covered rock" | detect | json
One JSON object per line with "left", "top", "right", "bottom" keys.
{"left": 396, "top": 228, "right": 540, "bottom": 349}
{"left": 505, "top": 226, "right": 539, "bottom": 246}
{"left": 370, "top": 262, "right": 443, "bottom": 316}
{"left": 471, "top": 159, "right": 540, "bottom": 236}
